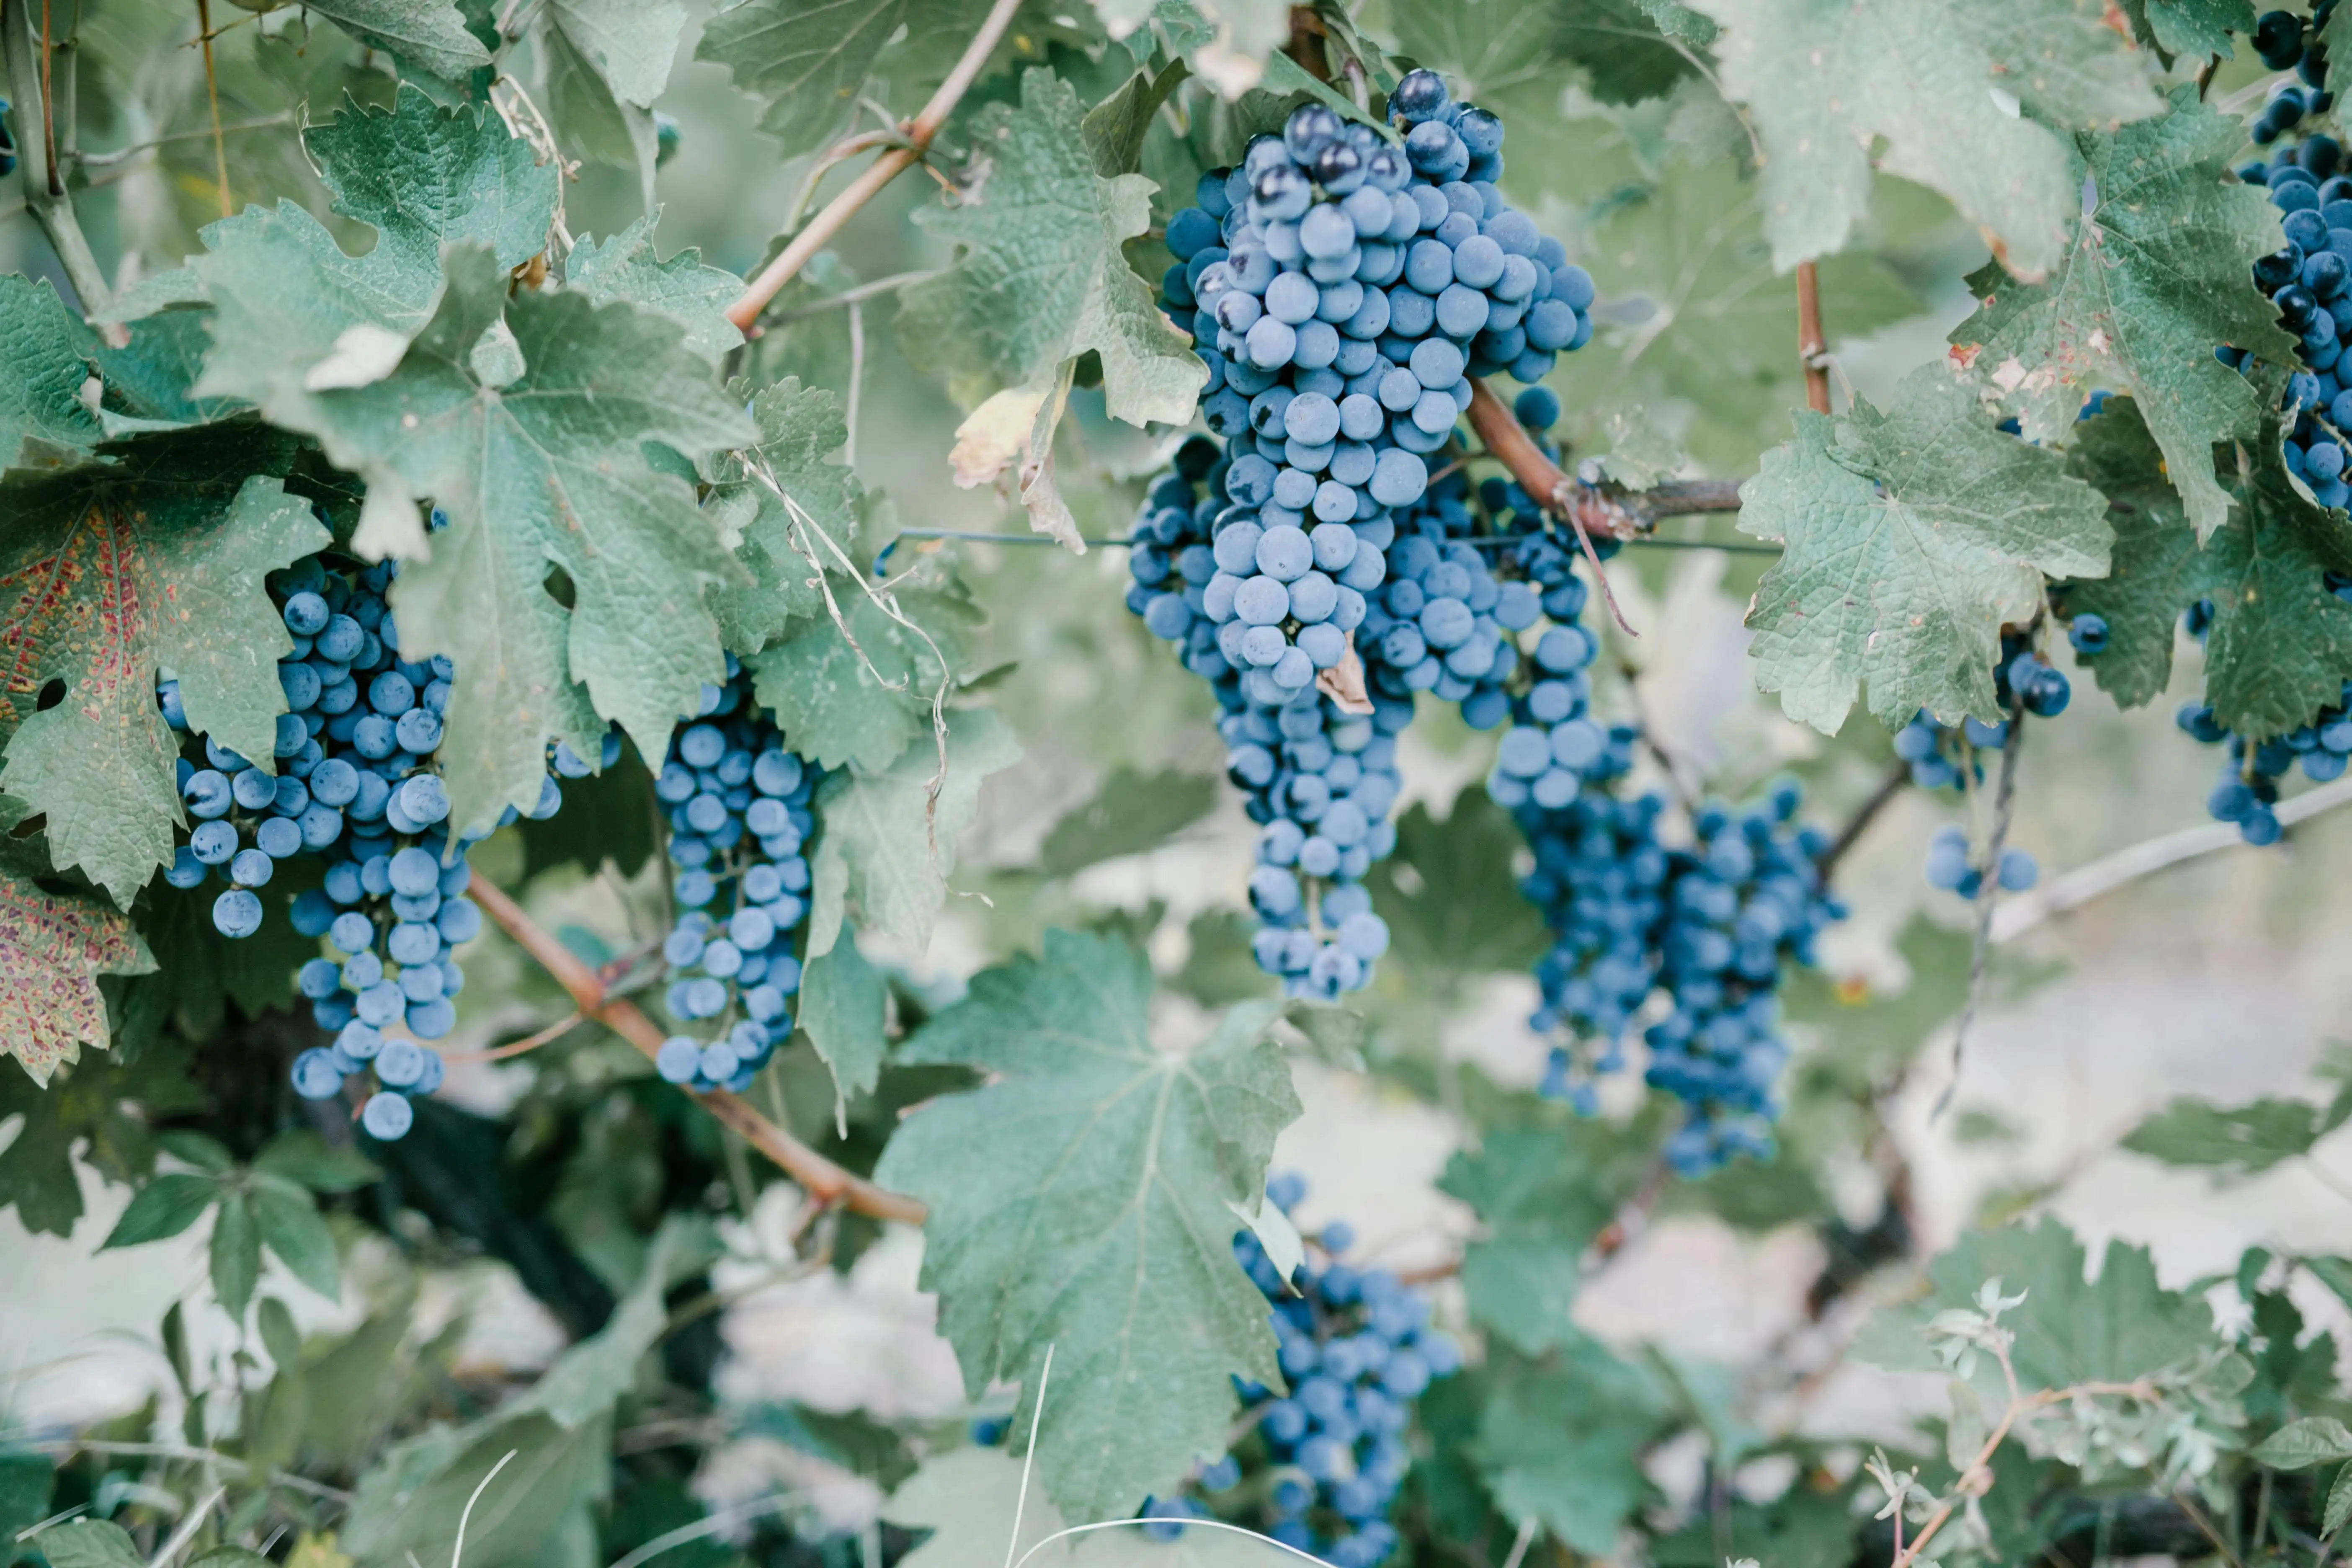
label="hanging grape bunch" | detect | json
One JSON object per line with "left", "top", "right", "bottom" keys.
{"left": 651, "top": 660, "right": 823, "bottom": 1094}
{"left": 2164, "top": 5, "right": 2352, "bottom": 845}
{"left": 1134, "top": 1173, "right": 1456, "bottom": 1568}
{"left": 157, "top": 547, "right": 603, "bottom": 1141}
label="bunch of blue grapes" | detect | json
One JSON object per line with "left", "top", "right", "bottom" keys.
{"left": 2172, "top": 619, "right": 2352, "bottom": 842}
{"left": 2250, "top": 7, "right": 2336, "bottom": 134}
{"left": 1139, "top": 1173, "right": 1457, "bottom": 1568}
{"left": 1154, "top": 73, "right": 1594, "bottom": 699}
{"left": 1520, "top": 786, "right": 1844, "bottom": 1175}
{"left": 1893, "top": 629, "right": 2058, "bottom": 893}
{"left": 650, "top": 662, "right": 820, "bottom": 1094}
{"left": 155, "top": 549, "right": 605, "bottom": 1141}
{"left": 1128, "top": 438, "right": 1405, "bottom": 999}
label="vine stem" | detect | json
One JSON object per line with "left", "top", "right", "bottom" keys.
{"left": 465, "top": 874, "right": 927, "bottom": 1224}
{"left": 1818, "top": 758, "right": 1913, "bottom": 882}
{"left": 1937, "top": 701, "right": 2026, "bottom": 1118}
{"left": 1795, "top": 260, "right": 1831, "bottom": 415}
{"left": 725, "top": 0, "right": 1024, "bottom": 333}
{"left": 1461, "top": 379, "right": 1744, "bottom": 534}
{"left": 0, "top": 0, "right": 107, "bottom": 316}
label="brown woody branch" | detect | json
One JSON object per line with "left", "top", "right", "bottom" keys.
{"left": 1795, "top": 260, "right": 1831, "bottom": 415}
{"left": 467, "top": 875, "right": 927, "bottom": 1224}
{"left": 1462, "top": 379, "right": 1744, "bottom": 536}
{"left": 725, "top": 0, "right": 1024, "bottom": 333}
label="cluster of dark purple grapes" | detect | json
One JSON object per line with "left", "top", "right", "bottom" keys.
{"left": 1151, "top": 74, "right": 1593, "bottom": 700}
{"left": 1521, "top": 784, "right": 1844, "bottom": 1173}
{"left": 1898, "top": 629, "right": 2060, "bottom": 896}
{"left": 652, "top": 662, "right": 820, "bottom": 1094}
{"left": 2250, "top": 6, "right": 2336, "bottom": 138}
{"left": 156, "top": 547, "right": 606, "bottom": 1141}
{"left": 1130, "top": 1174, "right": 1457, "bottom": 1568}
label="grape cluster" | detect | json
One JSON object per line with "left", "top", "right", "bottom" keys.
{"left": 2250, "top": 7, "right": 2336, "bottom": 134}
{"left": 1520, "top": 785, "right": 1844, "bottom": 1174}
{"left": 650, "top": 662, "right": 820, "bottom": 1093}
{"left": 155, "top": 549, "right": 601, "bottom": 1142}
{"left": 2228, "top": 132, "right": 2352, "bottom": 503}
{"left": 1154, "top": 73, "right": 1594, "bottom": 698}
{"left": 1141, "top": 1173, "right": 1457, "bottom": 1568}
{"left": 1894, "top": 628, "right": 2059, "bottom": 893}
{"left": 1128, "top": 438, "right": 1405, "bottom": 1000}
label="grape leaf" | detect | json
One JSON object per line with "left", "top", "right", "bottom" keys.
{"left": 1474, "top": 1339, "right": 1669, "bottom": 1553}
{"left": 2257, "top": 1418, "right": 2352, "bottom": 1469}
{"left": 0, "top": 1038, "right": 196, "bottom": 1235}
{"left": 1854, "top": 1217, "right": 2223, "bottom": 1394}
{"left": 0, "top": 846, "right": 154, "bottom": 1085}
{"left": 1684, "top": 0, "right": 2163, "bottom": 280}
{"left": 2055, "top": 397, "right": 2202, "bottom": 709}
{"left": 2197, "top": 435, "right": 2352, "bottom": 738}
{"left": 188, "top": 87, "right": 558, "bottom": 491}
{"left": 0, "top": 275, "right": 102, "bottom": 469}
{"left": 748, "top": 610, "right": 928, "bottom": 774}
{"left": 546, "top": 0, "right": 686, "bottom": 108}
{"left": 1367, "top": 796, "right": 1552, "bottom": 977}
{"left": 1953, "top": 90, "right": 2294, "bottom": 540}
{"left": 696, "top": 0, "right": 994, "bottom": 158}
{"left": 1738, "top": 363, "right": 2112, "bottom": 732}
{"left": 707, "top": 379, "right": 861, "bottom": 652}
{"left": 0, "top": 437, "right": 328, "bottom": 903}
{"left": 1555, "top": 0, "right": 1715, "bottom": 104}
{"left": 300, "top": 0, "right": 493, "bottom": 80}
{"left": 2119, "top": 0, "right": 2254, "bottom": 58}
{"left": 38, "top": 1522, "right": 144, "bottom": 1568}
{"left": 226, "top": 244, "right": 757, "bottom": 834}
{"left": 885, "top": 1449, "right": 1068, "bottom": 1568}
{"left": 1036, "top": 767, "right": 1217, "bottom": 877}
{"left": 797, "top": 923, "right": 888, "bottom": 1116}
{"left": 568, "top": 213, "right": 746, "bottom": 364}
{"left": 2122, "top": 1097, "right": 2330, "bottom": 1176}
{"left": 806, "top": 707, "right": 1020, "bottom": 957}
{"left": 872, "top": 929, "right": 1300, "bottom": 1521}
{"left": 1558, "top": 151, "right": 1924, "bottom": 473}
{"left": 898, "top": 70, "right": 1206, "bottom": 427}
{"left": 1438, "top": 1122, "right": 1657, "bottom": 1354}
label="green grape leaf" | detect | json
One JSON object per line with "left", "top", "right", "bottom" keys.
{"left": 188, "top": 87, "right": 557, "bottom": 500}
{"left": 695, "top": 0, "right": 993, "bottom": 158}
{"left": 2122, "top": 1097, "right": 2329, "bottom": 1176}
{"left": 1555, "top": 0, "right": 1715, "bottom": 103}
{"left": 749, "top": 612, "right": 926, "bottom": 774}
{"left": 708, "top": 379, "right": 862, "bottom": 651}
{"left": 873, "top": 930, "right": 1300, "bottom": 1522}
{"left": 252, "top": 1176, "right": 344, "bottom": 1299}
{"left": 569, "top": 213, "right": 746, "bottom": 364}
{"left": 1439, "top": 1122, "right": 1658, "bottom": 1354}
{"left": 0, "top": 437, "right": 328, "bottom": 904}
{"left": 1083, "top": 59, "right": 1192, "bottom": 178}
{"left": 0, "top": 275, "right": 102, "bottom": 469}
{"left": 1037, "top": 767, "right": 1217, "bottom": 877}
{"left": 2056, "top": 397, "right": 2202, "bottom": 709}
{"left": 1952, "top": 90, "right": 2293, "bottom": 539}
{"left": 211, "top": 1189, "right": 262, "bottom": 1316}
{"left": 543, "top": 17, "right": 660, "bottom": 177}
{"left": 102, "top": 1171, "right": 225, "bottom": 1250}
{"left": 2255, "top": 1417, "right": 2352, "bottom": 1469}
{"left": 226, "top": 243, "right": 755, "bottom": 832}
{"left": 0, "top": 1040, "right": 196, "bottom": 1235}
{"left": 36, "top": 1521, "right": 145, "bottom": 1568}
{"left": 1474, "top": 1339, "right": 1669, "bottom": 1553}
{"left": 798, "top": 923, "right": 888, "bottom": 1115}
{"left": 2119, "top": 0, "right": 2253, "bottom": 58}
{"left": 1559, "top": 151, "right": 1924, "bottom": 473}
{"left": 1854, "top": 1217, "right": 2223, "bottom": 1393}
{"left": 899, "top": 70, "right": 1206, "bottom": 427}
{"left": 0, "top": 848, "right": 155, "bottom": 1085}
{"left": 2197, "top": 434, "right": 2352, "bottom": 738}
{"left": 1738, "top": 363, "right": 2113, "bottom": 732}
{"left": 547, "top": 0, "right": 687, "bottom": 108}
{"left": 1367, "top": 795, "right": 1550, "bottom": 977}
{"left": 885, "top": 1449, "right": 1067, "bottom": 1568}
{"left": 300, "top": 0, "right": 493, "bottom": 79}
{"left": 1685, "top": 0, "right": 2163, "bottom": 279}
{"left": 2327, "top": 1461, "right": 2352, "bottom": 1536}
{"left": 807, "top": 707, "right": 1020, "bottom": 957}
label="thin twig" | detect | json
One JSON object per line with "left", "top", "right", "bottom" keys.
{"left": 1937, "top": 704, "right": 2024, "bottom": 1120}
{"left": 467, "top": 875, "right": 926, "bottom": 1223}
{"left": 144, "top": 1484, "right": 223, "bottom": 1568}
{"left": 1795, "top": 260, "right": 1831, "bottom": 416}
{"left": 845, "top": 299, "right": 865, "bottom": 469}
{"left": 0, "top": 0, "right": 108, "bottom": 315}
{"left": 1818, "top": 758, "right": 1913, "bottom": 882}
{"left": 13, "top": 1439, "right": 353, "bottom": 1504}
{"left": 780, "top": 127, "right": 898, "bottom": 232}
{"left": 766, "top": 267, "right": 946, "bottom": 325}
{"left": 75, "top": 111, "right": 289, "bottom": 166}
{"left": 439, "top": 1010, "right": 585, "bottom": 1065}
{"left": 193, "top": 0, "right": 228, "bottom": 218}
{"left": 727, "top": 0, "right": 1025, "bottom": 332}
{"left": 37, "top": 0, "right": 56, "bottom": 197}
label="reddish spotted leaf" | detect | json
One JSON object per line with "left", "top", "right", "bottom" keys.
{"left": 0, "top": 844, "right": 154, "bottom": 1084}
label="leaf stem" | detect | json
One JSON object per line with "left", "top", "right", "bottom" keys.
{"left": 466, "top": 874, "right": 927, "bottom": 1224}
{"left": 1796, "top": 259, "right": 1831, "bottom": 415}
{"left": 1937, "top": 699, "right": 2025, "bottom": 1119}
{"left": 725, "top": 0, "right": 1025, "bottom": 333}
{"left": 0, "top": 0, "right": 108, "bottom": 315}
{"left": 1818, "top": 758, "right": 1913, "bottom": 882}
